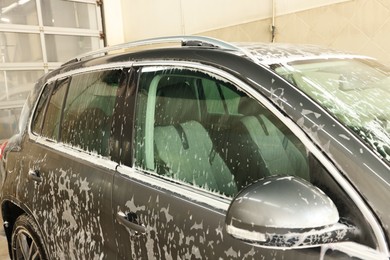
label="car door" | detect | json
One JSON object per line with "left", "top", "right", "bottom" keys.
{"left": 112, "top": 64, "right": 383, "bottom": 259}
{"left": 16, "top": 68, "right": 126, "bottom": 259}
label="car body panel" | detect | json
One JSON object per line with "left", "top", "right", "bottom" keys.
{"left": 3, "top": 136, "right": 117, "bottom": 259}
{"left": 113, "top": 167, "right": 352, "bottom": 259}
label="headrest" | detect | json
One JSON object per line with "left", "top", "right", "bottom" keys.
{"left": 238, "top": 97, "right": 265, "bottom": 116}
{"left": 155, "top": 81, "right": 200, "bottom": 126}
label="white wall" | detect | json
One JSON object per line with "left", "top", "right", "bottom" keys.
{"left": 102, "top": 0, "right": 125, "bottom": 46}
{"left": 103, "top": 0, "right": 351, "bottom": 43}
{"left": 199, "top": 0, "right": 390, "bottom": 67}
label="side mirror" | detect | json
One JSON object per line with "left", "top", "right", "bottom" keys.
{"left": 225, "top": 176, "right": 356, "bottom": 248}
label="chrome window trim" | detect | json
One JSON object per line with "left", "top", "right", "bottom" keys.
{"left": 34, "top": 136, "right": 118, "bottom": 171}
{"left": 28, "top": 59, "right": 388, "bottom": 256}
{"left": 46, "top": 61, "right": 134, "bottom": 84}
{"left": 116, "top": 166, "right": 231, "bottom": 213}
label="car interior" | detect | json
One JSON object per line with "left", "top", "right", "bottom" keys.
{"left": 135, "top": 68, "right": 310, "bottom": 196}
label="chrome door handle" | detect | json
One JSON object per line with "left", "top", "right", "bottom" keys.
{"left": 28, "top": 170, "right": 42, "bottom": 183}
{"left": 116, "top": 211, "right": 146, "bottom": 235}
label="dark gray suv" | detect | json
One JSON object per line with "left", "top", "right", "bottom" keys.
{"left": 1, "top": 36, "right": 389, "bottom": 259}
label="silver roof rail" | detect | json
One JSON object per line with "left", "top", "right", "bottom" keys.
{"left": 64, "top": 36, "right": 246, "bottom": 65}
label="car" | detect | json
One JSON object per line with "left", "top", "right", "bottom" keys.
{"left": 0, "top": 35, "right": 389, "bottom": 259}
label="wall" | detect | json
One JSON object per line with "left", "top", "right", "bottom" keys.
{"left": 103, "top": 0, "right": 349, "bottom": 44}
{"left": 104, "top": 0, "right": 390, "bottom": 66}
{"left": 116, "top": 0, "right": 349, "bottom": 41}
{"left": 200, "top": 0, "right": 390, "bottom": 66}
{"left": 103, "top": 0, "right": 125, "bottom": 45}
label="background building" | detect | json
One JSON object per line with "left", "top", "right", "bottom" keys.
{"left": 1, "top": 0, "right": 390, "bottom": 142}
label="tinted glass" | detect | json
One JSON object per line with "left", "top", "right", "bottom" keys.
{"left": 203, "top": 78, "right": 240, "bottom": 114}
{"left": 41, "top": 79, "right": 69, "bottom": 140}
{"left": 134, "top": 67, "right": 309, "bottom": 196}
{"left": 61, "top": 70, "right": 120, "bottom": 156}
{"left": 32, "top": 82, "right": 53, "bottom": 135}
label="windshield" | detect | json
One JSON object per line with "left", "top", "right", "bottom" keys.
{"left": 273, "top": 58, "right": 390, "bottom": 164}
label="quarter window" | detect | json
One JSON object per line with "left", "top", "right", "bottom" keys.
{"left": 32, "top": 81, "right": 54, "bottom": 135}
{"left": 134, "top": 67, "right": 309, "bottom": 197}
{"left": 41, "top": 78, "right": 69, "bottom": 140}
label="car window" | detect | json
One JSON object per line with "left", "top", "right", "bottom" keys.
{"left": 202, "top": 78, "right": 240, "bottom": 114}
{"left": 32, "top": 81, "right": 54, "bottom": 134}
{"left": 40, "top": 78, "right": 69, "bottom": 140}
{"left": 134, "top": 67, "right": 310, "bottom": 196}
{"left": 31, "top": 69, "right": 121, "bottom": 157}
{"left": 61, "top": 70, "right": 121, "bottom": 156}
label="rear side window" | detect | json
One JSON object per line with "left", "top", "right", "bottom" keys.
{"left": 31, "top": 69, "right": 121, "bottom": 157}
{"left": 61, "top": 70, "right": 121, "bottom": 156}
{"left": 32, "top": 82, "right": 54, "bottom": 134}
{"left": 41, "top": 78, "right": 69, "bottom": 140}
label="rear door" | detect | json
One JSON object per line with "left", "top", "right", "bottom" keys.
{"left": 17, "top": 68, "right": 126, "bottom": 258}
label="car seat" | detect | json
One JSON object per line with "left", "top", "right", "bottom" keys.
{"left": 153, "top": 81, "right": 237, "bottom": 196}
{"left": 227, "top": 97, "right": 309, "bottom": 189}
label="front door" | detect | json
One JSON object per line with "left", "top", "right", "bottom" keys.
{"left": 112, "top": 65, "right": 322, "bottom": 259}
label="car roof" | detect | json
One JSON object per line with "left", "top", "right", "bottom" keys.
{"left": 234, "top": 42, "right": 371, "bottom": 66}
{"left": 60, "top": 36, "right": 371, "bottom": 72}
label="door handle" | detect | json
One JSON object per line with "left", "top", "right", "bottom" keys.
{"left": 28, "top": 169, "right": 42, "bottom": 183}
{"left": 116, "top": 211, "right": 146, "bottom": 235}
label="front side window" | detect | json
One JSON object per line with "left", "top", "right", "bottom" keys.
{"left": 61, "top": 70, "right": 121, "bottom": 156}
{"left": 134, "top": 67, "right": 309, "bottom": 197}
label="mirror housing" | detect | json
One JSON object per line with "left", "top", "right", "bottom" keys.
{"left": 225, "top": 176, "right": 356, "bottom": 248}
